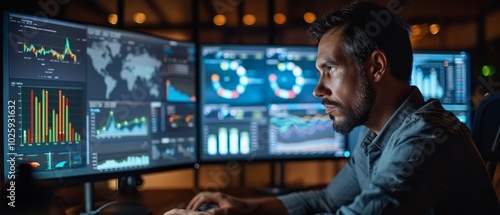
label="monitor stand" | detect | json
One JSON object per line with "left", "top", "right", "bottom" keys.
{"left": 65, "top": 176, "right": 152, "bottom": 215}
{"left": 256, "top": 161, "right": 298, "bottom": 196}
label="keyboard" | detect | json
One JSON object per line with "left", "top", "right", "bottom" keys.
{"left": 196, "top": 203, "right": 219, "bottom": 212}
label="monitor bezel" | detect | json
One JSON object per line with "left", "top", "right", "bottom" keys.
{"left": 197, "top": 43, "right": 350, "bottom": 164}
{"left": 411, "top": 50, "right": 472, "bottom": 128}
{"left": 2, "top": 10, "right": 200, "bottom": 187}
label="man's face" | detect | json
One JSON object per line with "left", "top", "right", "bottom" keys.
{"left": 314, "top": 29, "right": 376, "bottom": 134}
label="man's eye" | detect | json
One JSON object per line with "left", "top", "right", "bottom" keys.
{"left": 328, "top": 66, "right": 336, "bottom": 73}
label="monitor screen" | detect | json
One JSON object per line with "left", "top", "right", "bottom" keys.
{"left": 349, "top": 51, "right": 472, "bottom": 150}
{"left": 411, "top": 51, "right": 471, "bottom": 127}
{"left": 199, "top": 45, "right": 348, "bottom": 162}
{"left": 2, "top": 11, "right": 198, "bottom": 184}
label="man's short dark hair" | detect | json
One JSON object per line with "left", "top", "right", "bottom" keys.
{"left": 308, "top": 1, "right": 413, "bottom": 82}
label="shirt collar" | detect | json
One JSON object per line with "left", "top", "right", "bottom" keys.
{"left": 360, "top": 86, "right": 426, "bottom": 153}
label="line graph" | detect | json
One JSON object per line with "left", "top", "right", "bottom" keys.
{"left": 23, "top": 38, "right": 78, "bottom": 62}
{"left": 94, "top": 111, "right": 147, "bottom": 138}
{"left": 8, "top": 13, "right": 86, "bottom": 82}
{"left": 89, "top": 101, "right": 150, "bottom": 139}
{"left": 269, "top": 108, "right": 345, "bottom": 154}
{"left": 271, "top": 114, "right": 331, "bottom": 139}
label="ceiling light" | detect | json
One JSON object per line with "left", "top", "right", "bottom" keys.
{"left": 213, "top": 14, "right": 226, "bottom": 26}
{"left": 133, "top": 12, "right": 146, "bottom": 24}
{"left": 108, "top": 14, "right": 118, "bottom": 25}
{"left": 304, "top": 12, "right": 316, "bottom": 23}
{"left": 243, "top": 14, "right": 256, "bottom": 26}
{"left": 429, "top": 24, "right": 440, "bottom": 35}
{"left": 274, "top": 13, "right": 286, "bottom": 25}
{"left": 411, "top": 25, "right": 421, "bottom": 36}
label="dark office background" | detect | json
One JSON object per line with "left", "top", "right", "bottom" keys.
{"left": 3, "top": 0, "right": 499, "bottom": 190}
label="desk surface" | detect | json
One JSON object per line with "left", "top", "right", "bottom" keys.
{"left": 51, "top": 186, "right": 274, "bottom": 215}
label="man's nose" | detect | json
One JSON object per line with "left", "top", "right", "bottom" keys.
{"left": 313, "top": 82, "right": 332, "bottom": 98}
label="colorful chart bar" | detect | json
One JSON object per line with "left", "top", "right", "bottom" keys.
{"left": 23, "top": 89, "right": 81, "bottom": 143}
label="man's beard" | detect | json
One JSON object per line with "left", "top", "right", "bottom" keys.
{"left": 324, "top": 73, "right": 376, "bottom": 134}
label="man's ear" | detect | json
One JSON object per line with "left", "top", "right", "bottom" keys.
{"left": 366, "top": 50, "right": 388, "bottom": 83}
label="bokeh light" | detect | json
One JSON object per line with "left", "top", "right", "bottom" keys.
{"left": 304, "top": 12, "right": 316, "bottom": 23}
{"left": 411, "top": 25, "right": 421, "bottom": 36}
{"left": 108, "top": 14, "right": 118, "bottom": 25}
{"left": 213, "top": 14, "right": 226, "bottom": 26}
{"left": 429, "top": 23, "right": 440, "bottom": 35}
{"left": 243, "top": 14, "right": 256, "bottom": 25}
{"left": 482, "top": 65, "right": 496, "bottom": 76}
{"left": 274, "top": 13, "right": 286, "bottom": 24}
{"left": 133, "top": 12, "right": 146, "bottom": 24}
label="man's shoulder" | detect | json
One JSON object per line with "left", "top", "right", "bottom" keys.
{"left": 404, "top": 99, "right": 464, "bottom": 131}
{"left": 389, "top": 98, "right": 472, "bottom": 147}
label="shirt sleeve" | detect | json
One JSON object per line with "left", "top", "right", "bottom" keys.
{"left": 278, "top": 148, "right": 362, "bottom": 215}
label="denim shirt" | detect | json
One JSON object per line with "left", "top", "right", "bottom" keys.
{"left": 278, "top": 87, "right": 499, "bottom": 215}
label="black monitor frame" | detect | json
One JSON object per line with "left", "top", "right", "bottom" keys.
{"left": 346, "top": 50, "right": 473, "bottom": 152}
{"left": 198, "top": 43, "right": 350, "bottom": 165}
{"left": 411, "top": 50, "right": 472, "bottom": 128}
{"left": 1, "top": 11, "right": 199, "bottom": 187}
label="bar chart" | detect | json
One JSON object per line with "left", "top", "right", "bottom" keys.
{"left": 20, "top": 87, "right": 84, "bottom": 145}
{"left": 206, "top": 127, "right": 251, "bottom": 155}
{"left": 93, "top": 152, "right": 150, "bottom": 171}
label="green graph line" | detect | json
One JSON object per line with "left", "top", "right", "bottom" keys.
{"left": 23, "top": 37, "right": 78, "bottom": 62}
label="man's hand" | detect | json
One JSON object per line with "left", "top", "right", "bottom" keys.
{"left": 164, "top": 191, "right": 287, "bottom": 215}
{"left": 186, "top": 191, "right": 250, "bottom": 214}
{"left": 163, "top": 192, "right": 249, "bottom": 215}
{"left": 163, "top": 208, "right": 211, "bottom": 215}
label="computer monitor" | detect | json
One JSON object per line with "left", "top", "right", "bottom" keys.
{"left": 350, "top": 51, "right": 473, "bottom": 151}
{"left": 411, "top": 51, "right": 471, "bottom": 127}
{"left": 2, "top": 11, "right": 198, "bottom": 187}
{"left": 199, "top": 44, "right": 349, "bottom": 162}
